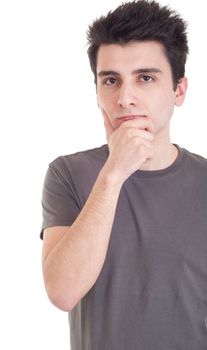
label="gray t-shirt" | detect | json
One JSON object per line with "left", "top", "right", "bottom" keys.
{"left": 40, "top": 144, "right": 207, "bottom": 349}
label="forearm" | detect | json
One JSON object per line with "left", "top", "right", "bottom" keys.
{"left": 43, "top": 164, "right": 123, "bottom": 311}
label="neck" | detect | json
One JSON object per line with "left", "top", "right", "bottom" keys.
{"left": 139, "top": 134, "right": 178, "bottom": 171}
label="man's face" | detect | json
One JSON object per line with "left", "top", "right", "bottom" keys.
{"left": 96, "top": 41, "right": 187, "bottom": 137}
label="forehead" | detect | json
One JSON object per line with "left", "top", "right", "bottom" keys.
{"left": 96, "top": 41, "right": 171, "bottom": 73}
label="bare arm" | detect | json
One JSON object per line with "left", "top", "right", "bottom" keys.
{"left": 42, "top": 116, "right": 155, "bottom": 311}
{"left": 42, "top": 166, "right": 122, "bottom": 311}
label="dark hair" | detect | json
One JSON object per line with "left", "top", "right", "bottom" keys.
{"left": 87, "top": 0, "right": 188, "bottom": 90}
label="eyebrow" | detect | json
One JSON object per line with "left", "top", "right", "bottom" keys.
{"left": 97, "top": 68, "right": 163, "bottom": 77}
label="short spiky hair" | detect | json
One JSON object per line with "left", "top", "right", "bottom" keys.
{"left": 87, "top": 0, "right": 188, "bottom": 89}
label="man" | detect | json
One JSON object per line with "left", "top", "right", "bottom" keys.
{"left": 40, "top": 1, "right": 207, "bottom": 349}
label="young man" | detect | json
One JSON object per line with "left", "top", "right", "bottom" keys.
{"left": 40, "top": 1, "right": 207, "bottom": 348}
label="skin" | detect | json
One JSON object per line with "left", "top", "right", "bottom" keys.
{"left": 42, "top": 41, "right": 188, "bottom": 311}
{"left": 96, "top": 41, "right": 188, "bottom": 173}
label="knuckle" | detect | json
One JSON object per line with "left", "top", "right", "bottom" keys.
{"left": 143, "top": 131, "right": 153, "bottom": 141}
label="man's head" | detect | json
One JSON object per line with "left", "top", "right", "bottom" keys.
{"left": 87, "top": 0, "right": 188, "bottom": 90}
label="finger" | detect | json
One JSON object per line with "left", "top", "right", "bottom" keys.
{"left": 120, "top": 116, "right": 155, "bottom": 134}
{"left": 101, "top": 109, "right": 115, "bottom": 141}
{"left": 128, "top": 128, "right": 154, "bottom": 141}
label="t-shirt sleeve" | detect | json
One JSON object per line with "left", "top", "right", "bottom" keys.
{"left": 40, "top": 162, "right": 81, "bottom": 239}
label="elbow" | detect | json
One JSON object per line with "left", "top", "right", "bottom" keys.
{"left": 42, "top": 263, "right": 83, "bottom": 312}
{"left": 42, "top": 266, "right": 77, "bottom": 311}
{"left": 48, "top": 292, "right": 73, "bottom": 312}
{"left": 45, "top": 284, "right": 78, "bottom": 312}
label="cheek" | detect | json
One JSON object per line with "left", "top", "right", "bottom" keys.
{"left": 97, "top": 95, "right": 117, "bottom": 127}
{"left": 98, "top": 92, "right": 115, "bottom": 115}
{"left": 97, "top": 91, "right": 106, "bottom": 109}
{"left": 151, "top": 90, "right": 176, "bottom": 119}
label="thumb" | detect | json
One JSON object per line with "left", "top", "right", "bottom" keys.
{"left": 102, "top": 109, "right": 114, "bottom": 142}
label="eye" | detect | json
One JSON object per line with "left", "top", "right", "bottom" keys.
{"left": 103, "top": 77, "right": 117, "bottom": 86}
{"left": 139, "top": 75, "right": 154, "bottom": 82}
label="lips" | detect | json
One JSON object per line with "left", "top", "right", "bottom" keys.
{"left": 117, "top": 115, "right": 147, "bottom": 122}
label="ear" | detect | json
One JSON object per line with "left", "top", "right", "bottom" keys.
{"left": 175, "top": 77, "right": 188, "bottom": 107}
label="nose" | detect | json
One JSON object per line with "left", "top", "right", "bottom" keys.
{"left": 117, "top": 83, "right": 138, "bottom": 108}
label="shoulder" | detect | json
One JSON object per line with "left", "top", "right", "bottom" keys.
{"left": 48, "top": 144, "right": 109, "bottom": 186}
{"left": 183, "top": 148, "right": 207, "bottom": 168}
{"left": 181, "top": 147, "right": 207, "bottom": 179}
{"left": 50, "top": 144, "right": 108, "bottom": 170}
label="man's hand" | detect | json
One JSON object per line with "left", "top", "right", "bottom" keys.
{"left": 103, "top": 110, "right": 155, "bottom": 183}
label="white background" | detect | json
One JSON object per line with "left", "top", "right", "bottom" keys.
{"left": 0, "top": 0, "right": 206, "bottom": 349}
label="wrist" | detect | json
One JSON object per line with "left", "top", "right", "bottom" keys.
{"left": 98, "top": 162, "right": 125, "bottom": 189}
